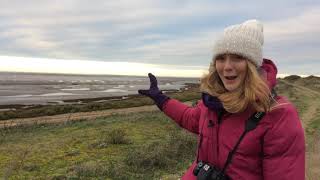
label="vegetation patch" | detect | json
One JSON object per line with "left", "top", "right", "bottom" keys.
{"left": 1, "top": 77, "right": 320, "bottom": 178}
{"left": 306, "top": 108, "right": 320, "bottom": 135}
{"left": 0, "top": 111, "right": 197, "bottom": 179}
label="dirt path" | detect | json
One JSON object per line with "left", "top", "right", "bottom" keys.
{"left": 0, "top": 105, "right": 158, "bottom": 128}
{"left": 278, "top": 79, "right": 320, "bottom": 97}
{"left": 279, "top": 80, "right": 320, "bottom": 179}
{"left": 303, "top": 98, "right": 320, "bottom": 179}
{"left": 304, "top": 99, "right": 320, "bottom": 180}
{"left": 0, "top": 102, "right": 193, "bottom": 128}
{"left": 307, "top": 132, "right": 320, "bottom": 180}
{"left": 301, "top": 100, "right": 320, "bottom": 128}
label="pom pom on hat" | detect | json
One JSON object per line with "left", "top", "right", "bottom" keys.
{"left": 213, "top": 19, "right": 264, "bottom": 67}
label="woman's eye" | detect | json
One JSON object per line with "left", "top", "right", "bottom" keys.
{"left": 233, "top": 54, "right": 244, "bottom": 59}
{"left": 232, "top": 55, "right": 245, "bottom": 62}
{"left": 215, "top": 55, "right": 225, "bottom": 61}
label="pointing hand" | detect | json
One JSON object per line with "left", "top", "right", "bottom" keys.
{"left": 138, "top": 73, "right": 169, "bottom": 110}
{"left": 138, "top": 73, "right": 161, "bottom": 97}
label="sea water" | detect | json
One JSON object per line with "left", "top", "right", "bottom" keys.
{"left": 0, "top": 72, "right": 199, "bottom": 105}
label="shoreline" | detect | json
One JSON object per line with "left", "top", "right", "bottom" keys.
{"left": 0, "top": 83, "right": 199, "bottom": 111}
{"left": 0, "top": 83, "right": 200, "bottom": 120}
{"left": 0, "top": 89, "right": 183, "bottom": 111}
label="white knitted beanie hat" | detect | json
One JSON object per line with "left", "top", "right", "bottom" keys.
{"left": 213, "top": 19, "right": 264, "bottom": 67}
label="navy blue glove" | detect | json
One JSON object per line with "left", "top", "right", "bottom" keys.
{"left": 138, "top": 73, "right": 169, "bottom": 110}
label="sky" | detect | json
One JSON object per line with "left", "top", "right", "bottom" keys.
{"left": 0, "top": 0, "right": 319, "bottom": 77}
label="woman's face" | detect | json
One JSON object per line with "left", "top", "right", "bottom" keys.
{"left": 215, "top": 54, "right": 248, "bottom": 92}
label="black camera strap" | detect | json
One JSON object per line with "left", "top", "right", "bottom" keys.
{"left": 221, "top": 111, "right": 266, "bottom": 174}
{"left": 221, "top": 89, "right": 276, "bottom": 173}
{"left": 196, "top": 90, "right": 276, "bottom": 175}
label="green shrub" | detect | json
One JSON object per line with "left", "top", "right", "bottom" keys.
{"left": 22, "top": 163, "right": 40, "bottom": 172}
{"left": 67, "top": 161, "right": 108, "bottom": 178}
{"left": 64, "top": 149, "right": 80, "bottom": 157}
{"left": 125, "top": 129, "right": 196, "bottom": 174}
{"left": 107, "top": 129, "right": 131, "bottom": 145}
{"left": 50, "top": 175, "right": 67, "bottom": 180}
{"left": 126, "top": 141, "right": 172, "bottom": 172}
{"left": 306, "top": 110, "right": 320, "bottom": 135}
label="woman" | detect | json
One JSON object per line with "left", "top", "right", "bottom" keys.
{"left": 138, "top": 20, "right": 305, "bottom": 180}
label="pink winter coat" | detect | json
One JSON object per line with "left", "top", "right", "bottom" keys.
{"left": 162, "top": 59, "right": 305, "bottom": 180}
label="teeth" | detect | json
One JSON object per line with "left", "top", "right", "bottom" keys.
{"left": 226, "top": 76, "right": 237, "bottom": 80}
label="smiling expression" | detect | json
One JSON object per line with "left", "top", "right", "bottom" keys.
{"left": 215, "top": 54, "right": 248, "bottom": 92}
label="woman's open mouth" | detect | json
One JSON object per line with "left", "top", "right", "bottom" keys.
{"left": 225, "top": 76, "right": 237, "bottom": 80}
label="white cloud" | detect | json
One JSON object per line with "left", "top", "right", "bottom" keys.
{"left": 265, "top": 7, "right": 320, "bottom": 42}
{"left": 0, "top": 55, "right": 206, "bottom": 77}
{"left": 0, "top": 1, "right": 319, "bottom": 76}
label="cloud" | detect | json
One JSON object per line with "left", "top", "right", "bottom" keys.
{"left": 262, "top": 6, "right": 320, "bottom": 75}
{"left": 0, "top": 1, "right": 319, "bottom": 76}
{"left": 265, "top": 7, "right": 320, "bottom": 43}
{"left": 0, "top": 55, "right": 206, "bottom": 77}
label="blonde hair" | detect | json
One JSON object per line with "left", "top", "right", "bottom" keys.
{"left": 200, "top": 60, "right": 272, "bottom": 113}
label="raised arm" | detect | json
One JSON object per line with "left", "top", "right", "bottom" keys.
{"left": 138, "top": 73, "right": 201, "bottom": 134}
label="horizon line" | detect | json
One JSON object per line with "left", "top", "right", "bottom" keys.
{"left": 1, "top": 70, "right": 319, "bottom": 79}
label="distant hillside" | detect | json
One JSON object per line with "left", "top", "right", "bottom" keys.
{"left": 280, "top": 75, "right": 320, "bottom": 92}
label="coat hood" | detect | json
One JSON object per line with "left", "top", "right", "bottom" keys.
{"left": 260, "top": 58, "right": 278, "bottom": 90}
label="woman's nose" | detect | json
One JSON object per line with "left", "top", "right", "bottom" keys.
{"left": 223, "top": 58, "right": 233, "bottom": 71}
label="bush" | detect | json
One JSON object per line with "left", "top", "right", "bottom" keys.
{"left": 67, "top": 161, "right": 108, "bottom": 178}
{"left": 90, "top": 128, "right": 131, "bottom": 149}
{"left": 167, "top": 129, "right": 197, "bottom": 159}
{"left": 107, "top": 129, "right": 131, "bottom": 145}
{"left": 50, "top": 175, "right": 67, "bottom": 180}
{"left": 125, "top": 129, "right": 197, "bottom": 174}
{"left": 105, "top": 161, "right": 134, "bottom": 180}
{"left": 126, "top": 141, "right": 173, "bottom": 172}
{"left": 64, "top": 149, "right": 80, "bottom": 157}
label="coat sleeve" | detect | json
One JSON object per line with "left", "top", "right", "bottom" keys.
{"left": 162, "top": 99, "right": 202, "bottom": 134}
{"left": 262, "top": 105, "right": 305, "bottom": 180}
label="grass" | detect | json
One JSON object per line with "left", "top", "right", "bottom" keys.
{"left": 1, "top": 78, "right": 320, "bottom": 179}
{"left": 275, "top": 80, "right": 309, "bottom": 115}
{"left": 306, "top": 107, "right": 320, "bottom": 135}
{"left": 0, "top": 111, "right": 197, "bottom": 179}
{"left": 277, "top": 80, "right": 320, "bottom": 134}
